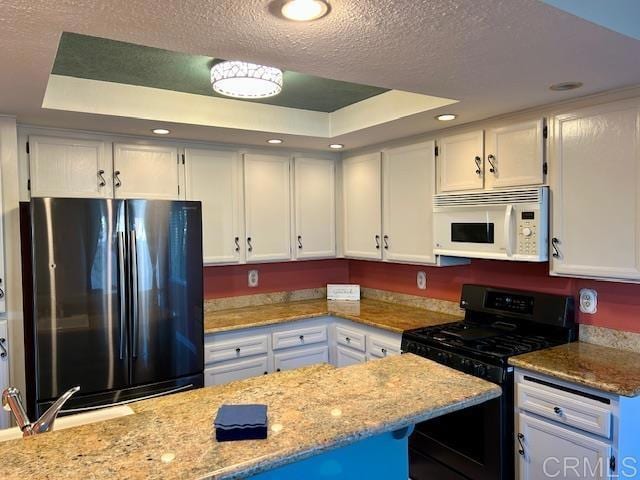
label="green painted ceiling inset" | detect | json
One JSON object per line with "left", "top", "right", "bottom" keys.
{"left": 52, "top": 33, "right": 389, "bottom": 113}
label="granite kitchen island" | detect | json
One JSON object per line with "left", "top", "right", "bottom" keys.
{"left": 0, "top": 354, "right": 500, "bottom": 479}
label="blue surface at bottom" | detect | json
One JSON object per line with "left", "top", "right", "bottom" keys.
{"left": 248, "top": 428, "right": 411, "bottom": 480}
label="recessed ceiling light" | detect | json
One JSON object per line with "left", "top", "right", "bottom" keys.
{"left": 329, "top": 144, "right": 344, "bottom": 149}
{"left": 435, "top": 114, "right": 457, "bottom": 121}
{"left": 549, "top": 81, "right": 583, "bottom": 91}
{"left": 211, "top": 61, "right": 283, "bottom": 98}
{"left": 267, "top": 138, "right": 283, "bottom": 144}
{"left": 152, "top": 128, "right": 171, "bottom": 135}
{"left": 281, "top": 0, "right": 330, "bottom": 21}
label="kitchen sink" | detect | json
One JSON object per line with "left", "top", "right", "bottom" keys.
{"left": 0, "top": 405, "right": 135, "bottom": 442}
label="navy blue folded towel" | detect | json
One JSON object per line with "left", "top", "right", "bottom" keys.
{"left": 214, "top": 404, "right": 268, "bottom": 441}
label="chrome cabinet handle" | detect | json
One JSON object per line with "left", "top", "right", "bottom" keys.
{"left": 383, "top": 235, "right": 389, "bottom": 250}
{"left": 234, "top": 236, "right": 240, "bottom": 252}
{"left": 517, "top": 433, "right": 525, "bottom": 456}
{"left": 114, "top": 170, "right": 122, "bottom": 188}
{"left": 487, "top": 154, "right": 496, "bottom": 174}
{"left": 297, "top": 235, "right": 303, "bottom": 249}
{"left": 551, "top": 237, "right": 561, "bottom": 258}
{"left": 247, "top": 237, "right": 253, "bottom": 252}
{"left": 474, "top": 156, "right": 482, "bottom": 175}
{"left": 0, "top": 337, "right": 7, "bottom": 359}
{"left": 375, "top": 235, "right": 380, "bottom": 249}
{"left": 97, "top": 169, "right": 106, "bottom": 187}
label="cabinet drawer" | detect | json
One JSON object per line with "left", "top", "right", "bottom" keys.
{"left": 336, "top": 345, "right": 366, "bottom": 367}
{"left": 272, "top": 325, "right": 328, "bottom": 350}
{"left": 335, "top": 326, "right": 366, "bottom": 352}
{"left": 367, "top": 335, "right": 401, "bottom": 359}
{"left": 517, "top": 382, "right": 612, "bottom": 438}
{"left": 274, "top": 345, "right": 329, "bottom": 372}
{"left": 204, "top": 334, "right": 269, "bottom": 364}
{"left": 204, "top": 356, "right": 269, "bottom": 386}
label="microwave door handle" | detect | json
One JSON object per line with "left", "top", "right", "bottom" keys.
{"left": 504, "top": 204, "right": 515, "bottom": 257}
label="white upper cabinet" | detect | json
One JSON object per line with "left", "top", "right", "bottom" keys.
{"left": 185, "top": 147, "right": 244, "bottom": 264}
{"left": 485, "top": 119, "right": 545, "bottom": 189}
{"left": 29, "top": 135, "right": 112, "bottom": 198}
{"left": 437, "top": 130, "right": 484, "bottom": 192}
{"left": 113, "top": 143, "right": 182, "bottom": 200}
{"left": 244, "top": 153, "right": 292, "bottom": 262}
{"left": 293, "top": 156, "right": 336, "bottom": 259}
{"left": 342, "top": 152, "right": 382, "bottom": 259}
{"left": 550, "top": 99, "right": 640, "bottom": 282}
{"left": 382, "top": 141, "right": 437, "bottom": 264}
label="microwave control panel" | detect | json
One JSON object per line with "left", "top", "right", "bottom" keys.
{"left": 517, "top": 211, "right": 538, "bottom": 255}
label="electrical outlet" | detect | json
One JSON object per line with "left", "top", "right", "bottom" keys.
{"left": 248, "top": 269, "right": 259, "bottom": 288}
{"left": 579, "top": 288, "right": 597, "bottom": 314}
{"left": 417, "top": 271, "right": 427, "bottom": 290}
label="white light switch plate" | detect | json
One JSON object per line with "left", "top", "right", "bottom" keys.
{"left": 327, "top": 284, "right": 360, "bottom": 301}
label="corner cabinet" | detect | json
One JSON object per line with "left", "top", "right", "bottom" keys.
{"left": 550, "top": 99, "right": 640, "bottom": 282}
{"left": 185, "top": 147, "right": 244, "bottom": 264}
{"left": 437, "top": 130, "right": 484, "bottom": 192}
{"left": 244, "top": 153, "right": 292, "bottom": 262}
{"left": 28, "top": 135, "right": 112, "bottom": 198}
{"left": 293, "top": 156, "right": 336, "bottom": 259}
{"left": 113, "top": 143, "right": 182, "bottom": 200}
{"left": 382, "top": 141, "right": 437, "bottom": 264}
{"left": 342, "top": 153, "right": 382, "bottom": 259}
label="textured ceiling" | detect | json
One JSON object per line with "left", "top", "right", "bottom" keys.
{"left": 52, "top": 32, "right": 389, "bottom": 112}
{"left": 1, "top": 0, "right": 640, "bottom": 151}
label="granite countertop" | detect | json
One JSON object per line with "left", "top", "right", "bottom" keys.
{"left": 509, "top": 342, "right": 640, "bottom": 397}
{"left": 204, "top": 298, "right": 462, "bottom": 334}
{"left": 0, "top": 354, "right": 500, "bottom": 480}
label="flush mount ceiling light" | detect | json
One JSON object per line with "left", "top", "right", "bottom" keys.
{"left": 152, "top": 128, "right": 171, "bottom": 135}
{"left": 281, "top": 0, "right": 330, "bottom": 21}
{"left": 329, "top": 143, "right": 344, "bottom": 149}
{"left": 549, "top": 81, "right": 583, "bottom": 91}
{"left": 267, "top": 138, "right": 283, "bottom": 144}
{"left": 435, "top": 114, "right": 457, "bottom": 121}
{"left": 211, "top": 61, "right": 283, "bottom": 98}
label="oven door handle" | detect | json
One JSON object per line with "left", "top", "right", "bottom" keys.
{"left": 504, "top": 204, "right": 515, "bottom": 257}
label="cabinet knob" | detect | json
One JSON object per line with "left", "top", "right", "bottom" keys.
{"left": 381, "top": 348, "right": 387, "bottom": 355}
{"left": 263, "top": 371, "right": 268, "bottom": 375}
{"left": 345, "top": 337, "right": 351, "bottom": 343}
{"left": 299, "top": 335, "right": 304, "bottom": 341}
{"left": 276, "top": 368, "right": 281, "bottom": 372}
{"left": 553, "top": 406, "right": 563, "bottom": 416}
{"left": 235, "top": 347, "right": 241, "bottom": 354}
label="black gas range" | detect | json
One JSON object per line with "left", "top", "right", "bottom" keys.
{"left": 402, "top": 284, "right": 576, "bottom": 480}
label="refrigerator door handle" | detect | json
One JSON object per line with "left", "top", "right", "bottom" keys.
{"left": 130, "top": 230, "right": 139, "bottom": 359}
{"left": 117, "top": 232, "right": 127, "bottom": 360}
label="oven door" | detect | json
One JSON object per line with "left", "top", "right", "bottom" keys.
{"left": 409, "top": 389, "right": 512, "bottom": 480}
{"left": 433, "top": 204, "right": 516, "bottom": 260}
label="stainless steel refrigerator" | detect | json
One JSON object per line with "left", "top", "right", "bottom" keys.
{"left": 21, "top": 198, "right": 204, "bottom": 417}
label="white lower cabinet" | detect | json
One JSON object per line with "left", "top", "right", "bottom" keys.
{"left": 0, "top": 321, "right": 9, "bottom": 429}
{"left": 203, "top": 316, "right": 401, "bottom": 386}
{"left": 336, "top": 345, "right": 366, "bottom": 367}
{"left": 515, "top": 369, "right": 640, "bottom": 480}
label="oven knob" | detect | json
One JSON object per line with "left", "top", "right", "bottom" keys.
{"left": 474, "top": 363, "right": 487, "bottom": 376}
{"left": 407, "top": 343, "right": 417, "bottom": 353}
{"left": 522, "top": 227, "right": 533, "bottom": 237}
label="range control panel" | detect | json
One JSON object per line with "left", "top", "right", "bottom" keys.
{"left": 517, "top": 211, "right": 538, "bottom": 256}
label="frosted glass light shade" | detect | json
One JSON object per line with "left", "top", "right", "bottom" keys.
{"left": 211, "top": 61, "right": 283, "bottom": 98}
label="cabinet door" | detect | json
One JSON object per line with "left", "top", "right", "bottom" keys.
{"left": 0, "top": 321, "right": 8, "bottom": 428}
{"left": 274, "top": 345, "right": 329, "bottom": 372}
{"left": 29, "top": 135, "right": 111, "bottom": 198}
{"left": 550, "top": 100, "right": 640, "bottom": 280}
{"left": 244, "top": 153, "right": 292, "bottom": 262}
{"left": 336, "top": 345, "right": 366, "bottom": 367}
{"left": 204, "top": 355, "right": 270, "bottom": 386}
{"left": 517, "top": 413, "right": 612, "bottom": 480}
{"left": 185, "top": 148, "right": 243, "bottom": 264}
{"left": 342, "top": 153, "right": 382, "bottom": 259}
{"left": 113, "top": 143, "right": 181, "bottom": 199}
{"left": 382, "top": 141, "right": 437, "bottom": 264}
{"left": 294, "top": 157, "right": 336, "bottom": 259}
{"left": 437, "top": 130, "right": 484, "bottom": 192}
{"left": 486, "top": 119, "right": 544, "bottom": 189}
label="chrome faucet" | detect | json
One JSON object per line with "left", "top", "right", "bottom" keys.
{"left": 2, "top": 386, "right": 80, "bottom": 437}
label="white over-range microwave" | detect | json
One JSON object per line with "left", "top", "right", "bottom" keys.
{"left": 433, "top": 187, "right": 549, "bottom": 262}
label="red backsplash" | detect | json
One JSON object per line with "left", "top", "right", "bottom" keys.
{"left": 203, "top": 259, "right": 640, "bottom": 333}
